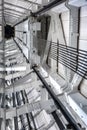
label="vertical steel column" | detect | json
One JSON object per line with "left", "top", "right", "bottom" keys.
{"left": 12, "top": 93, "right": 19, "bottom": 130}
{"left": 52, "top": 111, "right": 65, "bottom": 130}
{"left": 2, "top": 0, "right": 5, "bottom": 41}
{"left": 16, "top": 92, "right": 26, "bottom": 130}
{"left": 56, "top": 40, "right": 59, "bottom": 73}
{"left": 24, "top": 90, "right": 37, "bottom": 130}
{"left": 20, "top": 90, "right": 32, "bottom": 130}
{"left": 1, "top": 0, "right": 6, "bottom": 129}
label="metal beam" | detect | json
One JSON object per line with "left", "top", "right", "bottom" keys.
{"left": 24, "top": 90, "right": 37, "bottom": 130}
{"left": 0, "top": 80, "right": 40, "bottom": 94}
{"left": 4, "top": 14, "right": 19, "bottom": 19}
{"left": 32, "top": 0, "right": 66, "bottom": 16}
{"left": 2, "top": 100, "right": 54, "bottom": 119}
{"left": 5, "top": 70, "right": 27, "bottom": 80}
{"left": 14, "top": 16, "right": 28, "bottom": 26}
{"left": 0, "top": 66, "right": 26, "bottom": 72}
{"left": 12, "top": 93, "right": 19, "bottom": 130}
{"left": 18, "top": 0, "right": 41, "bottom": 6}
{"left": 4, "top": 11, "right": 22, "bottom": 17}
{"left": 16, "top": 91, "right": 27, "bottom": 129}
{"left": 52, "top": 111, "right": 66, "bottom": 130}
{"left": 0, "top": 8, "right": 25, "bottom": 16}
{"left": 4, "top": 7, "right": 26, "bottom": 15}
{"left": 1, "top": 0, "right": 6, "bottom": 129}
{"left": 9, "top": 70, "right": 33, "bottom": 85}
{"left": 14, "top": 0, "right": 66, "bottom": 26}
{"left": 21, "top": 90, "right": 32, "bottom": 130}
{"left": 4, "top": 2, "right": 31, "bottom": 11}
{"left": 4, "top": 13, "right": 20, "bottom": 18}
{"left": 14, "top": 38, "right": 29, "bottom": 63}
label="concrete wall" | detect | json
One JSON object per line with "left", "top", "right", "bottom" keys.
{"left": 37, "top": 16, "right": 50, "bottom": 56}
{"left": 46, "top": 6, "right": 87, "bottom": 98}
{"left": 15, "top": 21, "right": 29, "bottom": 60}
{"left": 54, "top": 6, "right": 87, "bottom": 98}
{"left": 15, "top": 23, "right": 23, "bottom": 40}
{"left": 61, "top": 11, "right": 69, "bottom": 45}
{"left": 15, "top": 20, "right": 28, "bottom": 45}
{"left": 47, "top": 11, "right": 69, "bottom": 78}
{"left": 51, "top": 6, "right": 87, "bottom": 98}
{"left": 79, "top": 5, "right": 87, "bottom": 98}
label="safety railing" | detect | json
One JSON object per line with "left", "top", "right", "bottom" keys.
{"left": 49, "top": 41, "right": 87, "bottom": 79}
{"left": 34, "top": 37, "right": 87, "bottom": 79}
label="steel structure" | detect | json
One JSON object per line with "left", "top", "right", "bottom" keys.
{"left": 0, "top": 0, "right": 87, "bottom": 130}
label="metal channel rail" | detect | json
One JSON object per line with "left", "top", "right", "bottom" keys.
{"left": 32, "top": 66, "right": 81, "bottom": 130}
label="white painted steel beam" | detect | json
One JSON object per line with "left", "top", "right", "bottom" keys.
{"left": 68, "top": 92, "right": 87, "bottom": 126}
{"left": 0, "top": 66, "right": 26, "bottom": 72}
{"left": 4, "top": 80, "right": 41, "bottom": 94}
{"left": 5, "top": 53, "right": 23, "bottom": 60}
{"left": 5, "top": 57, "right": 24, "bottom": 65}
{"left": 5, "top": 49, "right": 20, "bottom": 57}
{"left": 0, "top": 100, "right": 56, "bottom": 119}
